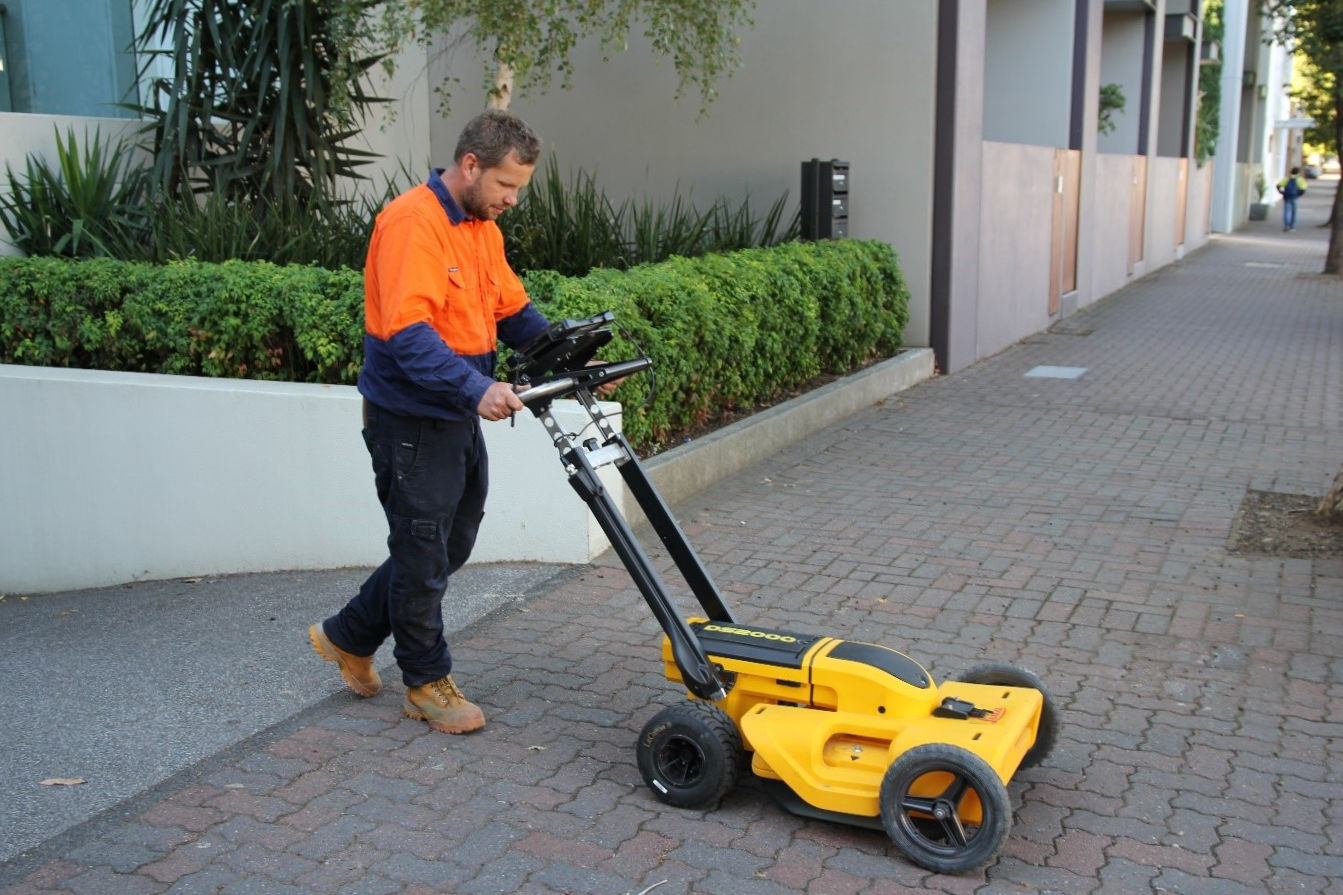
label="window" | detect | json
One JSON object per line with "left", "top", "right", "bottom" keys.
{"left": 1, "top": 0, "right": 141, "bottom": 118}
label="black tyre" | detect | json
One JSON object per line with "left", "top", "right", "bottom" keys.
{"left": 956, "top": 662, "right": 1059, "bottom": 768}
{"left": 880, "top": 743, "right": 1012, "bottom": 875}
{"left": 636, "top": 701, "right": 741, "bottom": 809}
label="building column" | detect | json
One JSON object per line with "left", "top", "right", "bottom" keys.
{"left": 1210, "top": 0, "right": 1247, "bottom": 233}
{"left": 930, "top": 0, "right": 985, "bottom": 374}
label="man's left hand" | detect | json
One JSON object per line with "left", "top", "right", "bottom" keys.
{"left": 587, "top": 360, "right": 626, "bottom": 399}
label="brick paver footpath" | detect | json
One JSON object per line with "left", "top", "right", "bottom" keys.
{"left": 3, "top": 181, "right": 1341, "bottom": 894}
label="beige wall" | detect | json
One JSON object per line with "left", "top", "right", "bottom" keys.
{"left": 1145, "top": 156, "right": 1183, "bottom": 267}
{"left": 1186, "top": 159, "right": 1214, "bottom": 244}
{"left": 977, "top": 141, "right": 1056, "bottom": 359}
{"left": 1089, "top": 152, "right": 1138, "bottom": 300}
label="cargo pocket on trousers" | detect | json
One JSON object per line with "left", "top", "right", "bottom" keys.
{"left": 411, "top": 519, "right": 440, "bottom": 541}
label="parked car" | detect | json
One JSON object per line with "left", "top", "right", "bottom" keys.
{"left": 1303, "top": 164, "right": 1321, "bottom": 179}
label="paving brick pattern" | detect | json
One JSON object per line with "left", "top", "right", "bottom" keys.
{"left": 3, "top": 186, "right": 1341, "bottom": 893}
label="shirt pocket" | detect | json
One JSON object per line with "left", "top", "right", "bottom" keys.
{"left": 445, "top": 267, "right": 468, "bottom": 298}
{"left": 440, "top": 267, "right": 493, "bottom": 355}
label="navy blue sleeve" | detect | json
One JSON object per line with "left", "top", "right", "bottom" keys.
{"left": 385, "top": 322, "right": 497, "bottom": 413}
{"left": 497, "top": 302, "right": 551, "bottom": 350}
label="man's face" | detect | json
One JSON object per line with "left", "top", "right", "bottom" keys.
{"left": 459, "top": 151, "right": 535, "bottom": 221}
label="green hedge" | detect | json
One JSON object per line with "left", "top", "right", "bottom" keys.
{"left": 522, "top": 240, "right": 909, "bottom": 448}
{"left": 0, "top": 256, "right": 365, "bottom": 384}
{"left": 0, "top": 240, "right": 909, "bottom": 450}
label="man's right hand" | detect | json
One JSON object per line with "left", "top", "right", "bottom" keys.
{"left": 477, "top": 381, "right": 525, "bottom": 421}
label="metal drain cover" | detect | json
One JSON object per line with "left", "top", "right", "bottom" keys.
{"left": 1025, "top": 365, "right": 1088, "bottom": 380}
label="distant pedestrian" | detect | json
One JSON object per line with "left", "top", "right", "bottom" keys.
{"left": 1277, "top": 167, "right": 1308, "bottom": 231}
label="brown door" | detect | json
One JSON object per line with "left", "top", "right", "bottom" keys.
{"left": 1174, "top": 158, "right": 1189, "bottom": 248}
{"left": 1128, "top": 156, "right": 1147, "bottom": 275}
{"left": 1050, "top": 149, "right": 1082, "bottom": 316}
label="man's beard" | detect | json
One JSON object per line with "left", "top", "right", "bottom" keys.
{"left": 460, "top": 181, "right": 496, "bottom": 220}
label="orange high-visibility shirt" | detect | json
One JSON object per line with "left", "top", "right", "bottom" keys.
{"left": 358, "top": 171, "right": 548, "bottom": 419}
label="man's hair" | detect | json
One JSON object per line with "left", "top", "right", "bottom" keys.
{"left": 1290, "top": 166, "right": 1301, "bottom": 175}
{"left": 454, "top": 110, "right": 542, "bottom": 168}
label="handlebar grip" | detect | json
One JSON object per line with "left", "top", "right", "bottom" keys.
{"left": 595, "top": 357, "right": 653, "bottom": 381}
{"left": 517, "top": 356, "right": 651, "bottom": 406}
{"left": 518, "top": 375, "right": 577, "bottom": 406}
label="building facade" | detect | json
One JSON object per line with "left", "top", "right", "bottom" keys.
{"left": 0, "top": 0, "right": 1297, "bottom": 372}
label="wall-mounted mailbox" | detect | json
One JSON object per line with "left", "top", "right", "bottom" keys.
{"left": 801, "top": 158, "right": 849, "bottom": 240}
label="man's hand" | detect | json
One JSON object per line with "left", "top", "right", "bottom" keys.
{"left": 477, "top": 381, "right": 524, "bottom": 421}
{"left": 587, "top": 360, "right": 626, "bottom": 399}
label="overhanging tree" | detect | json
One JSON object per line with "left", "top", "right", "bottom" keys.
{"left": 330, "top": 0, "right": 756, "bottom": 116}
{"left": 1266, "top": 0, "right": 1343, "bottom": 274}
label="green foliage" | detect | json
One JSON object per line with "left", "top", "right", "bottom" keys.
{"left": 0, "top": 128, "right": 150, "bottom": 258}
{"left": 1, "top": 240, "right": 908, "bottom": 452}
{"left": 1098, "top": 83, "right": 1126, "bottom": 136}
{"left": 1267, "top": 0, "right": 1343, "bottom": 155}
{"left": 0, "top": 125, "right": 395, "bottom": 268}
{"left": 1266, "top": 0, "right": 1343, "bottom": 273}
{"left": 501, "top": 158, "right": 629, "bottom": 275}
{"left": 521, "top": 240, "right": 909, "bottom": 450}
{"left": 500, "top": 156, "right": 799, "bottom": 276}
{"left": 332, "top": 0, "right": 755, "bottom": 117}
{"left": 1294, "top": 55, "right": 1337, "bottom": 152}
{"left": 0, "top": 257, "right": 364, "bottom": 383}
{"left": 143, "top": 192, "right": 379, "bottom": 268}
{"left": 133, "top": 0, "right": 385, "bottom": 210}
{"left": 1196, "top": 0, "right": 1222, "bottom": 166}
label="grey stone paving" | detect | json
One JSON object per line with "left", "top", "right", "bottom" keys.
{"left": 1, "top": 180, "right": 1340, "bottom": 893}
{"left": 0, "top": 565, "right": 572, "bottom": 864}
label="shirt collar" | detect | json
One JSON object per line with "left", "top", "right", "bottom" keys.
{"left": 427, "top": 168, "right": 468, "bottom": 225}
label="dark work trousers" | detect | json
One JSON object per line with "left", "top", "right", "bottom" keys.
{"left": 323, "top": 400, "right": 488, "bottom": 686}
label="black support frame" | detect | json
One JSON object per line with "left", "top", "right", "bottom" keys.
{"left": 521, "top": 361, "right": 734, "bottom": 701}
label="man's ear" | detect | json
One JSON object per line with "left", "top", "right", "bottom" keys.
{"left": 460, "top": 152, "right": 482, "bottom": 182}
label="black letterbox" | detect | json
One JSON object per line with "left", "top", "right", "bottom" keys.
{"left": 801, "top": 158, "right": 849, "bottom": 240}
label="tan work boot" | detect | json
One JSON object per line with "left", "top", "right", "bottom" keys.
{"left": 308, "top": 624, "right": 381, "bottom": 697}
{"left": 404, "top": 674, "right": 485, "bottom": 734}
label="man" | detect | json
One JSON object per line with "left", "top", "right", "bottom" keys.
{"left": 1277, "top": 167, "right": 1308, "bottom": 232}
{"left": 308, "top": 109, "right": 549, "bottom": 734}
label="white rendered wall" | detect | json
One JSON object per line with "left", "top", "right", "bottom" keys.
{"left": 0, "top": 366, "right": 619, "bottom": 593}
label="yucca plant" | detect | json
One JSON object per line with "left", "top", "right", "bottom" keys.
{"left": 626, "top": 190, "right": 710, "bottom": 265}
{"left": 133, "top": 0, "right": 385, "bottom": 212}
{"left": 0, "top": 127, "right": 151, "bottom": 258}
{"left": 503, "top": 157, "right": 800, "bottom": 275}
{"left": 705, "top": 191, "right": 799, "bottom": 252}
{"left": 147, "top": 191, "right": 378, "bottom": 268}
{"left": 501, "top": 156, "right": 627, "bottom": 275}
